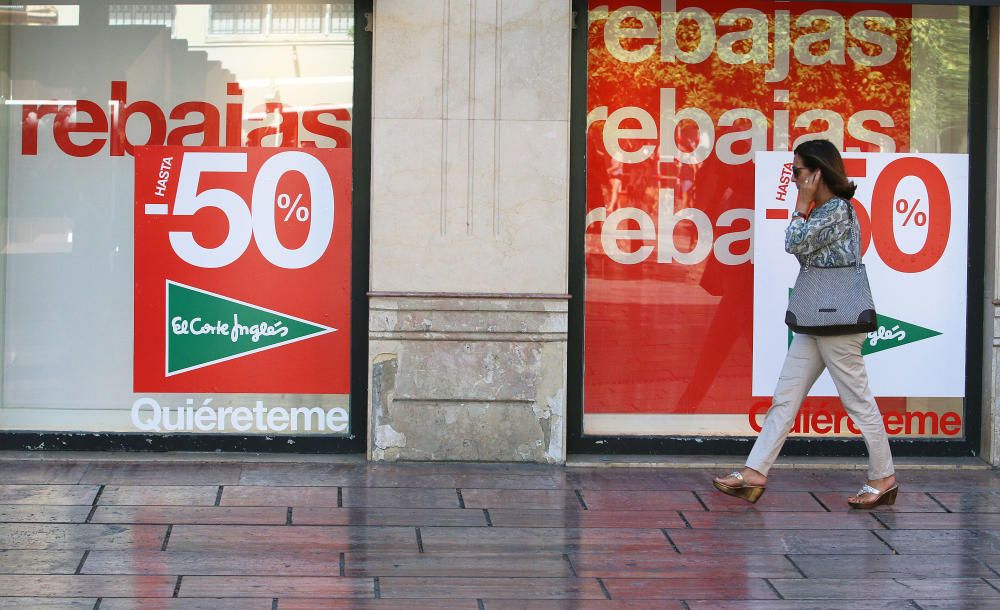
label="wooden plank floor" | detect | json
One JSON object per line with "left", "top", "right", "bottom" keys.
{"left": 0, "top": 460, "right": 998, "bottom": 608}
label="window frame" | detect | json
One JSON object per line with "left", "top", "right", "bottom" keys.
{"left": 566, "top": 0, "right": 989, "bottom": 458}
{"left": 0, "top": 0, "right": 372, "bottom": 453}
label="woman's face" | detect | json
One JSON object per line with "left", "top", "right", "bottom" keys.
{"left": 792, "top": 154, "right": 819, "bottom": 190}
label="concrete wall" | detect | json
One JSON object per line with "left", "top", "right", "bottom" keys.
{"left": 367, "top": 0, "right": 572, "bottom": 462}
{"left": 368, "top": 296, "right": 567, "bottom": 462}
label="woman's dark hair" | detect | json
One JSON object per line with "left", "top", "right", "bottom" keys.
{"left": 793, "top": 139, "right": 857, "bottom": 199}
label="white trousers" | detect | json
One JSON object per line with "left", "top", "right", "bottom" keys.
{"left": 746, "top": 332, "right": 895, "bottom": 480}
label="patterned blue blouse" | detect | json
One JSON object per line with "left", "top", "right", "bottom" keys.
{"left": 785, "top": 197, "right": 860, "bottom": 268}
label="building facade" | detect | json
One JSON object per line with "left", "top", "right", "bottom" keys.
{"left": 1, "top": 0, "right": 998, "bottom": 465}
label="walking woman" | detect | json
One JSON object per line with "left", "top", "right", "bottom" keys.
{"left": 713, "top": 139, "right": 897, "bottom": 509}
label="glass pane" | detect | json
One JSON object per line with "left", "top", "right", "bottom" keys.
{"left": 0, "top": 2, "right": 355, "bottom": 435}
{"left": 583, "top": 2, "right": 970, "bottom": 440}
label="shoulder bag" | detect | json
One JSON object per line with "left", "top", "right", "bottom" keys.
{"left": 784, "top": 202, "right": 877, "bottom": 336}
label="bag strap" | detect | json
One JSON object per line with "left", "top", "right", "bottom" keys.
{"left": 846, "top": 199, "right": 863, "bottom": 271}
{"left": 804, "top": 198, "right": 862, "bottom": 272}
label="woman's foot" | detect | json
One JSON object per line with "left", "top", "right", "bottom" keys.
{"left": 714, "top": 467, "right": 767, "bottom": 488}
{"left": 713, "top": 468, "right": 767, "bottom": 503}
{"left": 848, "top": 474, "right": 898, "bottom": 509}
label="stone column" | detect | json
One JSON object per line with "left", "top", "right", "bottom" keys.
{"left": 984, "top": 7, "right": 1000, "bottom": 465}
{"left": 367, "top": 0, "right": 571, "bottom": 462}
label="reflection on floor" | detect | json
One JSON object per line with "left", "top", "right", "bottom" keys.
{"left": 0, "top": 457, "right": 999, "bottom": 608}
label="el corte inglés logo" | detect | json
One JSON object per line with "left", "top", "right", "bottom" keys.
{"left": 787, "top": 309, "right": 941, "bottom": 355}
{"left": 166, "top": 281, "right": 335, "bottom": 375}
{"left": 860, "top": 313, "right": 942, "bottom": 355}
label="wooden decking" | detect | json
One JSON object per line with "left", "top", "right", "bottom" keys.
{"left": 0, "top": 457, "right": 998, "bottom": 608}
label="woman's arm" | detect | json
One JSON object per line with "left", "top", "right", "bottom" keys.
{"left": 785, "top": 199, "right": 852, "bottom": 256}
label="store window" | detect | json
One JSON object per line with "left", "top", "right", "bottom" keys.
{"left": 0, "top": 2, "right": 355, "bottom": 438}
{"left": 584, "top": 2, "right": 971, "bottom": 440}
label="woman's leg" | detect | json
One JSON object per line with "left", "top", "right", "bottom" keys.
{"left": 816, "top": 333, "right": 895, "bottom": 482}
{"left": 743, "top": 333, "right": 826, "bottom": 477}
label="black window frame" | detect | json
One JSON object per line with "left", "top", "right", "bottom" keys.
{"left": 0, "top": 0, "right": 372, "bottom": 453}
{"left": 567, "top": 0, "right": 989, "bottom": 458}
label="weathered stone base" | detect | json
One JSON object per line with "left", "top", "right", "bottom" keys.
{"left": 987, "top": 304, "right": 1000, "bottom": 466}
{"left": 368, "top": 295, "right": 567, "bottom": 463}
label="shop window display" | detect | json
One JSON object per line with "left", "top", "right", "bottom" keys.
{"left": 583, "top": 2, "right": 971, "bottom": 439}
{"left": 0, "top": 2, "right": 355, "bottom": 436}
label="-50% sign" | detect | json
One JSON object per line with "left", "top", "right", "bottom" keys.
{"left": 148, "top": 151, "right": 334, "bottom": 269}
{"left": 847, "top": 157, "right": 951, "bottom": 274}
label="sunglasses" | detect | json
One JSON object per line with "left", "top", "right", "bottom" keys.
{"left": 792, "top": 165, "right": 809, "bottom": 178}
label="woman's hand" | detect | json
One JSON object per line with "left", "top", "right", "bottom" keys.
{"left": 795, "top": 170, "right": 821, "bottom": 215}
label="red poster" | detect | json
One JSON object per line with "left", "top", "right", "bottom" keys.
{"left": 134, "top": 146, "right": 351, "bottom": 394}
{"left": 585, "top": 2, "right": 912, "bottom": 422}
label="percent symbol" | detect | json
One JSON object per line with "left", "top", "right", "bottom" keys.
{"left": 895, "top": 198, "right": 926, "bottom": 227}
{"left": 276, "top": 193, "right": 309, "bottom": 222}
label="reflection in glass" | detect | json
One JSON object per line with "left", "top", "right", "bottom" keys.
{"left": 0, "top": 2, "right": 354, "bottom": 432}
{"left": 583, "top": 2, "right": 971, "bottom": 439}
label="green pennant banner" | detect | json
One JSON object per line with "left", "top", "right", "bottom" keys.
{"left": 166, "top": 281, "right": 335, "bottom": 375}
{"left": 861, "top": 314, "right": 942, "bottom": 356}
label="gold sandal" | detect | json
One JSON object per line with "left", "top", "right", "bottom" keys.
{"left": 848, "top": 483, "right": 898, "bottom": 509}
{"left": 713, "top": 471, "right": 766, "bottom": 503}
